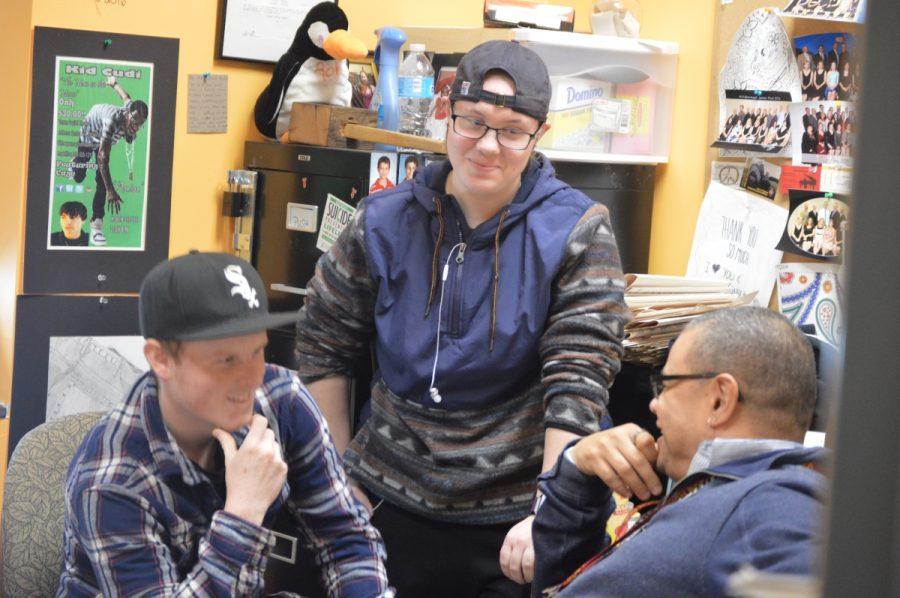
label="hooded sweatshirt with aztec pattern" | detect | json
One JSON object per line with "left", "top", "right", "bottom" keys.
{"left": 295, "top": 154, "right": 630, "bottom": 524}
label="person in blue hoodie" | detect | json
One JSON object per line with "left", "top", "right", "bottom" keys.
{"left": 294, "top": 40, "right": 629, "bottom": 596}
{"left": 532, "top": 306, "right": 828, "bottom": 597}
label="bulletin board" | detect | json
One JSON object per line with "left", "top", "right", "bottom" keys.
{"left": 705, "top": 1, "right": 863, "bottom": 192}
{"left": 697, "top": 0, "right": 861, "bottom": 334}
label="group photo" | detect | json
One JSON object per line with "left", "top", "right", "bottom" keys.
{"left": 795, "top": 32, "right": 860, "bottom": 101}
{"left": 795, "top": 101, "right": 855, "bottom": 164}
{"left": 787, "top": 195, "right": 850, "bottom": 259}
{"left": 713, "top": 94, "right": 792, "bottom": 154}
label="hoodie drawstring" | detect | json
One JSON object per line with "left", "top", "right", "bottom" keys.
{"left": 425, "top": 197, "right": 508, "bottom": 351}
{"left": 489, "top": 207, "right": 509, "bottom": 352}
{"left": 425, "top": 196, "right": 445, "bottom": 318}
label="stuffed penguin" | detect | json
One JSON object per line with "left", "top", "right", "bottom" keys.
{"left": 254, "top": 1, "right": 367, "bottom": 140}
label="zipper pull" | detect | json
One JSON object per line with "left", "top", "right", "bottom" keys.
{"left": 456, "top": 243, "right": 467, "bottom": 264}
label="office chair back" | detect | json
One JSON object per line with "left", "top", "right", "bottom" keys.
{"left": 0, "top": 412, "right": 103, "bottom": 597}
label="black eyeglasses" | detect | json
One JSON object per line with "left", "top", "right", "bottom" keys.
{"left": 450, "top": 113, "right": 541, "bottom": 151}
{"left": 649, "top": 371, "right": 721, "bottom": 398}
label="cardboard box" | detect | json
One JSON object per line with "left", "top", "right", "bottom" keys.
{"left": 287, "top": 103, "right": 377, "bottom": 148}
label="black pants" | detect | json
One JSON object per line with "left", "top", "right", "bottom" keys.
{"left": 370, "top": 500, "right": 531, "bottom": 598}
{"left": 72, "top": 144, "right": 106, "bottom": 221}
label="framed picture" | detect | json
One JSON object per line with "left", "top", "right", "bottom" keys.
{"left": 348, "top": 56, "right": 377, "bottom": 109}
{"left": 23, "top": 27, "right": 177, "bottom": 293}
{"left": 218, "top": 0, "right": 337, "bottom": 64}
{"left": 9, "top": 295, "right": 144, "bottom": 455}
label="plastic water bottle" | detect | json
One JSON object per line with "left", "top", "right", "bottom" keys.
{"left": 398, "top": 44, "right": 435, "bottom": 138}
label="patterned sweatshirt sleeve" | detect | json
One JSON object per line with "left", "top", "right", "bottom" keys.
{"left": 295, "top": 203, "right": 377, "bottom": 383}
{"left": 540, "top": 203, "right": 630, "bottom": 434}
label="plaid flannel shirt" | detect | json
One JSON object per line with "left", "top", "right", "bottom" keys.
{"left": 57, "top": 365, "right": 390, "bottom": 597}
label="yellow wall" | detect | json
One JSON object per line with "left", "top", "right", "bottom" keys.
{"left": 0, "top": 0, "right": 34, "bottom": 504}
{"left": 643, "top": 0, "right": 717, "bottom": 274}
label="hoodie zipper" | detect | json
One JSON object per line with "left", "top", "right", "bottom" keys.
{"left": 449, "top": 223, "right": 467, "bottom": 337}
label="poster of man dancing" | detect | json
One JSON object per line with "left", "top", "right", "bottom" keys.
{"left": 48, "top": 57, "right": 152, "bottom": 250}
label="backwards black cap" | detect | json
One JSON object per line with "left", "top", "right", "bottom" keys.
{"left": 449, "top": 40, "right": 551, "bottom": 122}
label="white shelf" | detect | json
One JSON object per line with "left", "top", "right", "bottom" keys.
{"left": 512, "top": 28, "right": 678, "bottom": 164}
{"left": 512, "top": 28, "right": 679, "bottom": 56}
{"left": 539, "top": 149, "right": 669, "bottom": 165}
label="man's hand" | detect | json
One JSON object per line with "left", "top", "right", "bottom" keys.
{"left": 107, "top": 75, "right": 117, "bottom": 87}
{"left": 570, "top": 424, "right": 663, "bottom": 501}
{"left": 213, "top": 414, "right": 288, "bottom": 526}
{"left": 499, "top": 515, "right": 535, "bottom": 584}
{"left": 106, "top": 189, "right": 123, "bottom": 214}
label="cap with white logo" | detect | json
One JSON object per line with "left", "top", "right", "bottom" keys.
{"left": 139, "top": 250, "right": 298, "bottom": 341}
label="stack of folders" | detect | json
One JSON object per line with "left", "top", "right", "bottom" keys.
{"left": 623, "top": 274, "right": 755, "bottom": 366}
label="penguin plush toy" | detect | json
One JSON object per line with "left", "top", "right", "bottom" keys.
{"left": 254, "top": 1, "right": 368, "bottom": 141}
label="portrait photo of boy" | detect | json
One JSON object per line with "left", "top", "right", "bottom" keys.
{"left": 368, "top": 153, "right": 397, "bottom": 194}
{"left": 50, "top": 201, "right": 89, "bottom": 247}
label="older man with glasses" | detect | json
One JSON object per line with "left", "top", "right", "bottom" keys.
{"left": 295, "top": 40, "right": 629, "bottom": 596}
{"left": 532, "top": 306, "right": 828, "bottom": 597}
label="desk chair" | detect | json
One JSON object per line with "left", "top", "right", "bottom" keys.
{"left": 0, "top": 412, "right": 102, "bottom": 597}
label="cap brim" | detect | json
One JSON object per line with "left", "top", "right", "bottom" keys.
{"left": 172, "top": 311, "right": 300, "bottom": 341}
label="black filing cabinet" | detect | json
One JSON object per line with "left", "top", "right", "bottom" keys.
{"left": 244, "top": 142, "right": 372, "bottom": 370}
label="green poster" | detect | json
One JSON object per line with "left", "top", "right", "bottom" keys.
{"left": 48, "top": 57, "right": 153, "bottom": 250}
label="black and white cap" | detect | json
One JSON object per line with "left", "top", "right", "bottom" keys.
{"left": 139, "top": 251, "right": 298, "bottom": 341}
{"left": 449, "top": 40, "right": 551, "bottom": 122}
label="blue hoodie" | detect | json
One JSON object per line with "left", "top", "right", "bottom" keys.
{"left": 296, "top": 155, "right": 629, "bottom": 523}
{"left": 533, "top": 445, "right": 828, "bottom": 597}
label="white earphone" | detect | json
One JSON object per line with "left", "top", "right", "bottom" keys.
{"left": 427, "top": 243, "right": 466, "bottom": 404}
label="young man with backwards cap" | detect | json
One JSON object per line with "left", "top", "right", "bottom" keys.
{"left": 58, "top": 251, "right": 391, "bottom": 597}
{"left": 295, "top": 41, "right": 629, "bottom": 595}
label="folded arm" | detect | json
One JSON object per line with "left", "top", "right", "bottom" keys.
{"left": 282, "top": 380, "right": 390, "bottom": 597}
{"left": 75, "top": 486, "right": 274, "bottom": 596}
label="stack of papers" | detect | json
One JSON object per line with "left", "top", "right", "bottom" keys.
{"left": 623, "top": 274, "right": 755, "bottom": 366}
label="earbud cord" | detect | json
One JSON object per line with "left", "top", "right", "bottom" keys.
{"left": 428, "top": 243, "right": 465, "bottom": 403}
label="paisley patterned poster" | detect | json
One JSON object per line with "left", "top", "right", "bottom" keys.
{"left": 776, "top": 263, "right": 844, "bottom": 346}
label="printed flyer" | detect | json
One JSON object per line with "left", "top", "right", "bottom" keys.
{"left": 48, "top": 57, "right": 153, "bottom": 250}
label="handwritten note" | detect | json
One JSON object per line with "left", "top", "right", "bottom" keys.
{"left": 187, "top": 74, "right": 227, "bottom": 134}
{"left": 686, "top": 182, "right": 788, "bottom": 306}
